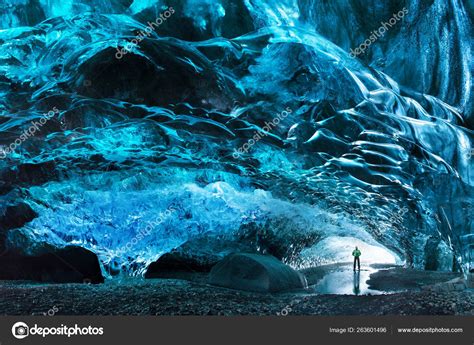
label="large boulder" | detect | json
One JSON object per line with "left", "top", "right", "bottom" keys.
{"left": 0, "top": 246, "right": 104, "bottom": 283}
{"left": 0, "top": 200, "right": 103, "bottom": 283}
{"left": 209, "top": 253, "right": 307, "bottom": 292}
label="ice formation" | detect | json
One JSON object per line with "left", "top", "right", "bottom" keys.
{"left": 0, "top": 0, "right": 472, "bottom": 276}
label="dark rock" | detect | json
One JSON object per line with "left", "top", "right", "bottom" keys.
{"left": 145, "top": 252, "right": 211, "bottom": 277}
{"left": 0, "top": 202, "right": 37, "bottom": 231}
{"left": 0, "top": 246, "right": 104, "bottom": 283}
{"left": 0, "top": 161, "right": 58, "bottom": 194}
{"left": 209, "top": 253, "right": 307, "bottom": 292}
{"left": 145, "top": 236, "right": 254, "bottom": 279}
{"left": 0, "top": 202, "right": 37, "bottom": 252}
{"left": 424, "top": 237, "right": 442, "bottom": 270}
{"left": 16, "top": 161, "right": 58, "bottom": 186}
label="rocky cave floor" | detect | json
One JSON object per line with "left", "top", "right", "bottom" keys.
{"left": 0, "top": 264, "right": 473, "bottom": 316}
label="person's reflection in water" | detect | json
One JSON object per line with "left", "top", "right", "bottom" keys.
{"left": 353, "top": 271, "right": 360, "bottom": 295}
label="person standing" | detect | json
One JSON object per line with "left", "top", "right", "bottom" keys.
{"left": 352, "top": 246, "right": 361, "bottom": 271}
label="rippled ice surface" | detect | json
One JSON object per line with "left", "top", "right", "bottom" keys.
{"left": 0, "top": 0, "right": 472, "bottom": 276}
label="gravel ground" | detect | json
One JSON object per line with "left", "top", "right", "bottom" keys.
{"left": 366, "top": 267, "right": 461, "bottom": 291}
{"left": 0, "top": 274, "right": 473, "bottom": 316}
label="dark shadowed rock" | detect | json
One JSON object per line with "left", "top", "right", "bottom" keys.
{"left": 0, "top": 202, "right": 37, "bottom": 231}
{"left": 145, "top": 251, "right": 211, "bottom": 277}
{"left": 0, "top": 202, "right": 37, "bottom": 252}
{"left": 209, "top": 253, "right": 307, "bottom": 292}
{"left": 145, "top": 236, "right": 254, "bottom": 279}
{"left": 0, "top": 246, "right": 104, "bottom": 283}
{"left": 0, "top": 161, "right": 58, "bottom": 194}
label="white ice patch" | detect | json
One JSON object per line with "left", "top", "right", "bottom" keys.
{"left": 297, "top": 235, "right": 401, "bottom": 268}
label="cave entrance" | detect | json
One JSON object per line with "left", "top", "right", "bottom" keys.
{"left": 305, "top": 235, "right": 402, "bottom": 265}
{"left": 306, "top": 236, "right": 402, "bottom": 295}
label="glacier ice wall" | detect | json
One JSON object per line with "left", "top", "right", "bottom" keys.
{"left": 0, "top": 0, "right": 472, "bottom": 276}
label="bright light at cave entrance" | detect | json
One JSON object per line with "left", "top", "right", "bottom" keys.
{"left": 300, "top": 236, "right": 401, "bottom": 265}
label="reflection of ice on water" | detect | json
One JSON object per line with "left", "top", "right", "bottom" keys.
{"left": 353, "top": 271, "right": 360, "bottom": 295}
{"left": 313, "top": 267, "right": 384, "bottom": 295}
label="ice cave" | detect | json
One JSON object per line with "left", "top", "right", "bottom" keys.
{"left": 0, "top": 0, "right": 472, "bottom": 302}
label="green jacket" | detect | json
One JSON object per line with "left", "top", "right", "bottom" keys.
{"left": 352, "top": 249, "right": 361, "bottom": 257}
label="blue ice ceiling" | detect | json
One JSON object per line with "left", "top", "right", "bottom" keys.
{"left": 0, "top": 0, "right": 472, "bottom": 276}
